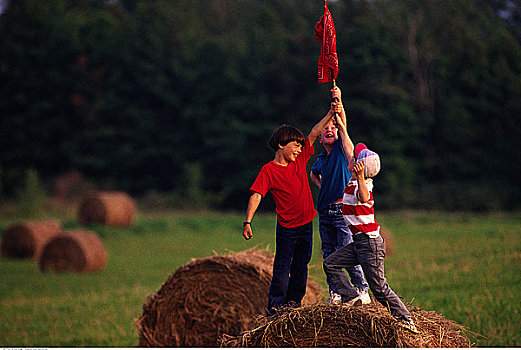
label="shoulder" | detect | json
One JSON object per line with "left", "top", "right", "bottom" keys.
{"left": 332, "top": 139, "right": 347, "bottom": 156}
{"left": 253, "top": 162, "right": 278, "bottom": 182}
{"left": 312, "top": 151, "right": 327, "bottom": 166}
{"left": 316, "top": 150, "right": 327, "bottom": 159}
{"left": 300, "top": 138, "right": 315, "bottom": 159}
{"left": 256, "top": 162, "right": 275, "bottom": 175}
{"left": 263, "top": 161, "right": 278, "bottom": 171}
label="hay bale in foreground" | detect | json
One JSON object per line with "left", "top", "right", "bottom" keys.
{"left": 221, "top": 302, "right": 474, "bottom": 348}
{"left": 136, "top": 248, "right": 324, "bottom": 347}
{"left": 1, "top": 220, "right": 62, "bottom": 260}
{"left": 39, "top": 230, "right": 107, "bottom": 273}
{"left": 78, "top": 191, "right": 136, "bottom": 227}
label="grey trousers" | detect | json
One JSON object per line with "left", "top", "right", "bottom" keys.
{"left": 323, "top": 233, "right": 412, "bottom": 321}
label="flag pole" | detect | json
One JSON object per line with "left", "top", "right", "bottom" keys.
{"left": 332, "top": 72, "right": 337, "bottom": 94}
{"left": 325, "top": 0, "right": 337, "bottom": 91}
{"left": 326, "top": 0, "right": 339, "bottom": 127}
{"left": 323, "top": 0, "right": 337, "bottom": 91}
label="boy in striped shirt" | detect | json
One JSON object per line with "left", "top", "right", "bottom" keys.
{"left": 322, "top": 122, "right": 418, "bottom": 333}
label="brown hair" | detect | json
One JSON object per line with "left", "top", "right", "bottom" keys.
{"left": 268, "top": 124, "right": 305, "bottom": 151}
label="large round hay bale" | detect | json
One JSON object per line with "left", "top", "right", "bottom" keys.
{"left": 136, "top": 248, "right": 324, "bottom": 347}
{"left": 78, "top": 191, "right": 136, "bottom": 227}
{"left": 1, "top": 220, "right": 62, "bottom": 260}
{"left": 380, "top": 225, "right": 395, "bottom": 256}
{"left": 221, "top": 303, "right": 474, "bottom": 348}
{"left": 38, "top": 230, "right": 107, "bottom": 273}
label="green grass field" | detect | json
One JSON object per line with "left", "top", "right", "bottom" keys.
{"left": 1, "top": 210, "right": 520, "bottom": 347}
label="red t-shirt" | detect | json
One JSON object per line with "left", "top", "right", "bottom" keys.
{"left": 250, "top": 138, "right": 317, "bottom": 228}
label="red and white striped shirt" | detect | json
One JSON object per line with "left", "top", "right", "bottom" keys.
{"left": 342, "top": 178, "right": 380, "bottom": 238}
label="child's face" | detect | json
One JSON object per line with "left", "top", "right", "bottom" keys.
{"left": 280, "top": 141, "right": 303, "bottom": 162}
{"left": 320, "top": 121, "right": 338, "bottom": 145}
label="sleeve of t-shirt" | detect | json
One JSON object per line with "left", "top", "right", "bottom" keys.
{"left": 334, "top": 138, "right": 348, "bottom": 160}
{"left": 366, "top": 180, "right": 374, "bottom": 199}
{"left": 301, "top": 138, "right": 315, "bottom": 164}
{"left": 250, "top": 165, "right": 271, "bottom": 197}
{"left": 355, "top": 180, "right": 374, "bottom": 201}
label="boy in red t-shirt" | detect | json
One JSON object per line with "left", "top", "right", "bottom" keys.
{"left": 242, "top": 104, "right": 338, "bottom": 315}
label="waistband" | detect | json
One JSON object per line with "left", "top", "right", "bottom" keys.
{"left": 352, "top": 231, "right": 365, "bottom": 239}
{"left": 353, "top": 231, "right": 381, "bottom": 240}
{"left": 318, "top": 202, "right": 343, "bottom": 214}
{"left": 327, "top": 202, "right": 343, "bottom": 208}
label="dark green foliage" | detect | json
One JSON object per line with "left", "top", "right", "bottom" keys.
{"left": 1, "top": 0, "right": 520, "bottom": 210}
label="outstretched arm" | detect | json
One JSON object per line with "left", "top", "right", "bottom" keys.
{"left": 334, "top": 100, "right": 355, "bottom": 168}
{"left": 307, "top": 106, "right": 334, "bottom": 146}
{"left": 351, "top": 162, "right": 369, "bottom": 203}
{"left": 242, "top": 192, "right": 262, "bottom": 240}
{"left": 331, "top": 86, "right": 346, "bottom": 127}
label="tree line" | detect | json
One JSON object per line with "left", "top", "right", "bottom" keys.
{"left": 1, "top": 0, "right": 520, "bottom": 211}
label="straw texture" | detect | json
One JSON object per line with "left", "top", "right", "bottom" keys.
{"left": 136, "top": 248, "right": 323, "bottom": 347}
{"left": 221, "top": 302, "right": 475, "bottom": 347}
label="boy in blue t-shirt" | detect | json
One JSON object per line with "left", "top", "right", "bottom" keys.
{"left": 310, "top": 86, "right": 369, "bottom": 304}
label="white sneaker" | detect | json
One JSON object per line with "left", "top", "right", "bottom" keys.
{"left": 329, "top": 291, "right": 342, "bottom": 305}
{"left": 342, "top": 294, "right": 363, "bottom": 307}
{"left": 399, "top": 319, "right": 419, "bottom": 333}
{"left": 360, "top": 290, "right": 371, "bottom": 304}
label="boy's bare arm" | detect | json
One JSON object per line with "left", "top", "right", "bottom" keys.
{"left": 310, "top": 171, "right": 322, "bottom": 189}
{"left": 352, "top": 162, "right": 369, "bottom": 203}
{"left": 331, "top": 87, "right": 347, "bottom": 127}
{"left": 243, "top": 192, "right": 262, "bottom": 240}
{"left": 334, "top": 101, "right": 355, "bottom": 167}
{"left": 308, "top": 107, "right": 334, "bottom": 145}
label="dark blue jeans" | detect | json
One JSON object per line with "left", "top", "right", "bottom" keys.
{"left": 267, "top": 221, "right": 313, "bottom": 316}
{"left": 318, "top": 203, "right": 368, "bottom": 294}
{"left": 323, "top": 233, "right": 412, "bottom": 321}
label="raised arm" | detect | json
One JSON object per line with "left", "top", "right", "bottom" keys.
{"left": 331, "top": 86, "right": 346, "bottom": 127}
{"left": 352, "top": 162, "right": 369, "bottom": 203}
{"left": 308, "top": 106, "right": 334, "bottom": 146}
{"left": 333, "top": 100, "right": 355, "bottom": 168}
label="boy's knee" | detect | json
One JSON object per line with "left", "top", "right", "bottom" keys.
{"left": 369, "top": 282, "right": 390, "bottom": 298}
{"left": 323, "top": 256, "right": 335, "bottom": 272}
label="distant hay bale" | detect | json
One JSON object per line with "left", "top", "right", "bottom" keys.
{"left": 53, "top": 169, "right": 83, "bottom": 202}
{"left": 38, "top": 230, "right": 107, "bottom": 273}
{"left": 380, "top": 225, "right": 395, "bottom": 256}
{"left": 1, "top": 220, "right": 62, "bottom": 260}
{"left": 136, "top": 248, "right": 324, "bottom": 347}
{"left": 78, "top": 191, "right": 136, "bottom": 227}
{"left": 221, "top": 303, "right": 475, "bottom": 348}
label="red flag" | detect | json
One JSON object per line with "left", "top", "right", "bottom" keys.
{"left": 315, "top": 1, "right": 338, "bottom": 83}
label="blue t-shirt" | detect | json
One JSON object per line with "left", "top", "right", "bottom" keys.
{"left": 311, "top": 139, "right": 352, "bottom": 212}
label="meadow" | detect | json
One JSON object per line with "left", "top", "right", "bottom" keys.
{"left": 1, "top": 210, "right": 520, "bottom": 347}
